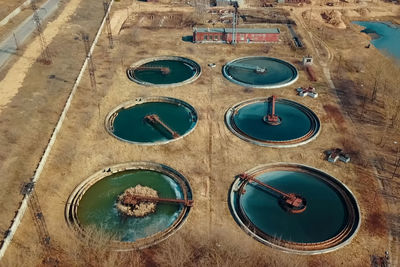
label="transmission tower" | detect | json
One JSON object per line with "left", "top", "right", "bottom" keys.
{"left": 82, "top": 33, "right": 97, "bottom": 90}
{"left": 103, "top": 1, "right": 114, "bottom": 49}
{"left": 231, "top": 1, "right": 239, "bottom": 45}
{"left": 21, "top": 182, "right": 51, "bottom": 249}
{"left": 21, "top": 182, "right": 59, "bottom": 265}
{"left": 31, "top": 0, "right": 51, "bottom": 64}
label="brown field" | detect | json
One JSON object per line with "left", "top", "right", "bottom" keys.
{"left": 0, "top": 0, "right": 399, "bottom": 266}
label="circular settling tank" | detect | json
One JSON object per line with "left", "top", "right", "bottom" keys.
{"left": 66, "top": 162, "right": 193, "bottom": 250}
{"left": 225, "top": 97, "right": 320, "bottom": 147}
{"left": 127, "top": 56, "right": 201, "bottom": 87}
{"left": 223, "top": 56, "right": 298, "bottom": 88}
{"left": 229, "top": 163, "right": 360, "bottom": 254}
{"left": 105, "top": 97, "right": 198, "bottom": 145}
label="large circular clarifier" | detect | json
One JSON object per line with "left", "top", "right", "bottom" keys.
{"left": 65, "top": 162, "right": 193, "bottom": 250}
{"left": 105, "top": 97, "right": 198, "bottom": 145}
{"left": 229, "top": 163, "right": 360, "bottom": 254}
{"left": 225, "top": 97, "right": 320, "bottom": 147}
{"left": 127, "top": 56, "right": 201, "bottom": 87}
{"left": 223, "top": 56, "right": 298, "bottom": 88}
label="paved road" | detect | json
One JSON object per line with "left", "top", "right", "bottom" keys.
{"left": 0, "top": 0, "right": 60, "bottom": 69}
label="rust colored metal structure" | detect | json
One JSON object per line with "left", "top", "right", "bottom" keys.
{"left": 239, "top": 173, "right": 306, "bottom": 213}
{"left": 121, "top": 193, "right": 194, "bottom": 207}
{"left": 306, "top": 65, "right": 317, "bottom": 82}
{"left": 263, "top": 96, "right": 282, "bottom": 126}
{"left": 145, "top": 114, "right": 180, "bottom": 138}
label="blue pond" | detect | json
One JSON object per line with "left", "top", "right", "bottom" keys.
{"left": 353, "top": 21, "right": 400, "bottom": 60}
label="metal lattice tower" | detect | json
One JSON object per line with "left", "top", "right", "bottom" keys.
{"left": 231, "top": 1, "right": 239, "bottom": 45}
{"left": 31, "top": 0, "right": 51, "bottom": 64}
{"left": 82, "top": 33, "right": 97, "bottom": 90}
{"left": 103, "top": 1, "right": 114, "bottom": 49}
{"left": 21, "top": 182, "right": 51, "bottom": 249}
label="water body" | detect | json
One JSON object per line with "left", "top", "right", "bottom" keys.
{"left": 239, "top": 171, "right": 349, "bottom": 243}
{"left": 232, "top": 100, "right": 314, "bottom": 142}
{"left": 77, "top": 170, "right": 185, "bottom": 242}
{"left": 223, "top": 57, "right": 298, "bottom": 88}
{"left": 0, "top": 0, "right": 61, "bottom": 68}
{"left": 111, "top": 101, "right": 197, "bottom": 144}
{"left": 353, "top": 21, "right": 400, "bottom": 60}
{"left": 129, "top": 59, "right": 198, "bottom": 85}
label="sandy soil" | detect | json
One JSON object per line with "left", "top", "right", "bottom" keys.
{"left": 293, "top": 3, "right": 400, "bottom": 265}
{"left": 0, "top": 1, "right": 391, "bottom": 265}
{"left": 0, "top": 0, "right": 28, "bottom": 21}
{"left": 0, "top": 0, "right": 105, "bottom": 249}
{"left": 0, "top": 0, "right": 399, "bottom": 265}
{"left": 0, "top": 0, "right": 84, "bottom": 114}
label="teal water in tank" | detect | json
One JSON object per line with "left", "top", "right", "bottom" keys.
{"left": 224, "top": 57, "right": 297, "bottom": 86}
{"left": 77, "top": 170, "right": 185, "bottom": 242}
{"left": 239, "top": 171, "right": 348, "bottom": 243}
{"left": 353, "top": 21, "right": 400, "bottom": 60}
{"left": 112, "top": 102, "right": 197, "bottom": 143}
{"left": 133, "top": 60, "right": 197, "bottom": 84}
{"left": 233, "top": 101, "right": 312, "bottom": 141}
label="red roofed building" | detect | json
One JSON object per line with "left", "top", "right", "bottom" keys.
{"left": 193, "top": 28, "right": 280, "bottom": 44}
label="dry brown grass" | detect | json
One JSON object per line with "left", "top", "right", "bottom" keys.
{"left": 1, "top": 3, "right": 394, "bottom": 266}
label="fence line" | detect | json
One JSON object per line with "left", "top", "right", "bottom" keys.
{"left": 0, "top": 0, "right": 114, "bottom": 260}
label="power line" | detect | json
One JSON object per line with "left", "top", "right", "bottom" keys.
{"left": 82, "top": 33, "right": 97, "bottom": 90}
{"left": 31, "top": 0, "right": 52, "bottom": 64}
{"left": 103, "top": 1, "right": 114, "bottom": 49}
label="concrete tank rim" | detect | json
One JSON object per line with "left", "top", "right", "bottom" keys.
{"left": 228, "top": 162, "right": 361, "bottom": 255}
{"left": 65, "top": 161, "right": 193, "bottom": 250}
{"left": 126, "top": 55, "right": 202, "bottom": 88}
{"left": 224, "top": 97, "right": 321, "bottom": 148}
{"left": 222, "top": 56, "right": 299, "bottom": 89}
{"left": 104, "top": 96, "right": 198, "bottom": 146}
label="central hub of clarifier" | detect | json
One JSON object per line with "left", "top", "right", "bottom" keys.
{"left": 117, "top": 185, "right": 159, "bottom": 217}
{"left": 229, "top": 163, "right": 361, "bottom": 254}
{"left": 65, "top": 162, "right": 193, "bottom": 250}
{"left": 223, "top": 56, "right": 298, "bottom": 89}
{"left": 262, "top": 95, "right": 282, "bottom": 126}
{"left": 105, "top": 97, "right": 198, "bottom": 145}
{"left": 225, "top": 97, "right": 320, "bottom": 147}
{"left": 127, "top": 56, "right": 201, "bottom": 87}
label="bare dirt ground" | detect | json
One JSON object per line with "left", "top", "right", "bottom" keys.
{"left": 292, "top": 1, "right": 400, "bottom": 265}
{"left": 0, "top": 0, "right": 105, "bottom": 250}
{"left": 0, "top": 0, "right": 28, "bottom": 21}
{"left": 0, "top": 0, "right": 399, "bottom": 265}
{"left": 0, "top": 0, "right": 48, "bottom": 44}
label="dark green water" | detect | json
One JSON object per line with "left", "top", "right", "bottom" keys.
{"left": 132, "top": 60, "right": 197, "bottom": 84}
{"left": 239, "top": 171, "right": 348, "bottom": 243}
{"left": 77, "top": 170, "right": 184, "bottom": 242}
{"left": 112, "top": 102, "right": 197, "bottom": 143}
{"left": 233, "top": 101, "right": 312, "bottom": 141}
{"left": 224, "top": 57, "right": 297, "bottom": 86}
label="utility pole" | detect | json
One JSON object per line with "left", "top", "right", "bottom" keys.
{"left": 82, "top": 33, "right": 97, "bottom": 90}
{"left": 21, "top": 182, "right": 58, "bottom": 264}
{"left": 103, "top": 1, "right": 114, "bottom": 49}
{"left": 231, "top": 1, "right": 239, "bottom": 45}
{"left": 13, "top": 33, "right": 19, "bottom": 50}
{"left": 31, "top": 0, "right": 51, "bottom": 64}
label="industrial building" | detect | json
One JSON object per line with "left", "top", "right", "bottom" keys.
{"left": 192, "top": 28, "right": 280, "bottom": 44}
